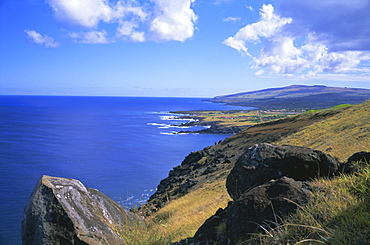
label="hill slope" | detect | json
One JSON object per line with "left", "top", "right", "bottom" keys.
{"left": 209, "top": 85, "right": 370, "bottom": 110}
{"left": 140, "top": 102, "right": 360, "bottom": 215}
{"left": 134, "top": 100, "right": 369, "bottom": 243}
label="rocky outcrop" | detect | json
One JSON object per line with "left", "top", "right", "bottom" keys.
{"left": 224, "top": 177, "right": 311, "bottom": 242}
{"left": 173, "top": 144, "right": 345, "bottom": 245}
{"left": 22, "top": 175, "right": 136, "bottom": 245}
{"left": 227, "top": 143, "right": 340, "bottom": 200}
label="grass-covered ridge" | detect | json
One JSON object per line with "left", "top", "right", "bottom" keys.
{"left": 122, "top": 100, "right": 370, "bottom": 244}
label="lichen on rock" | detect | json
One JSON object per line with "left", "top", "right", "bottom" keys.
{"left": 22, "top": 175, "right": 136, "bottom": 245}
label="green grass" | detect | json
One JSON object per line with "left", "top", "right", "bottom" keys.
{"left": 304, "top": 104, "right": 353, "bottom": 114}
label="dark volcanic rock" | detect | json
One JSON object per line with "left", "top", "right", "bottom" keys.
{"left": 22, "top": 175, "right": 135, "bottom": 245}
{"left": 175, "top": 177, "right": 311, "bottom": 245}
{"left": 346, "top": 151, "right": 370, "bottom": 164}
{"left": 341, "top": 151, "right": 370, "bottom": 174}
{"left": 225, "top": 177, "right": 311, "bottom": 242}
{"left": 227, "top": 143, "right": 340, "bottom": 200}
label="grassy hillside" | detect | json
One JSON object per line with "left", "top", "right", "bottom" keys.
{"left": 277, "top": 101, "right": 369, "bottom": 161}
{"left": 124, "top": 100, "right": 369, "bottom": 244}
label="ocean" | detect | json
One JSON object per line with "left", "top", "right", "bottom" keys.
{"left": 0, "top": 95, "right": 246, "bottom": 244}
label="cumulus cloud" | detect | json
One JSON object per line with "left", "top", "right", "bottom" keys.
{"left": 24, "top": 29, "right": 60, "bottom": 48}
{"left": 224, "top": 2, "right": 370, "bottom": 79}
{"left": 149, "top": 0, "right": 197, "bottom": 42}
{"left": 223, "top": 4, "right": 292, "bottom": 56}
{"left": 46, "top": 0, "right": 115, "bottom": 28}
{"left": 116, "top": 20, "right": 145, "bottom": 42}
{"left": 69, "top": 30, "right": 111, "bottom": 44}
{"left": 45, "top": 0, "right": 197, "bottom": 43}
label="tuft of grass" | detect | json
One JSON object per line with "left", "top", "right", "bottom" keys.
{"left": 247, "top": 161, "right": 370, "bottom": 245}
{"left": 152, "top": 179, "right": 232, "bottom": 243}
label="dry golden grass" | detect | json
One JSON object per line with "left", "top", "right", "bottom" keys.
{"left": 153, "top": 179, "right": 231, "bottom": 243}
{"left": 118, "top": 179, "right": 231, "bottom": 244}
{"left": 277, "top": 101, "right": 370, "bottom": 161}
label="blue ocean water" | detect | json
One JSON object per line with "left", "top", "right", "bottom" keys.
{"left": 0, "top": 96, "right": 246, "bottom": 245}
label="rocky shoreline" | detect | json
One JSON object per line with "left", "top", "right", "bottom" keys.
{"left": 168, "top": 112, "right": 250, "bottom": 135}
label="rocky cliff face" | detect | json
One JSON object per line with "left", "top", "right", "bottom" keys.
{"left": 22, "top": 175, "right": 136, "bottom": 245}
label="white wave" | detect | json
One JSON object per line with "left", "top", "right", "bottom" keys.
{"left": 160, "top": 132, "right": 177, "bottom": 135}
{"left": 160, "top": 115, "right": 182, "bottom": 120}
{"left": 147, "top": 123, "right": 163, "bottom": 126}
{"left": 148, "top": 122, "right": 191, "bottom": 129}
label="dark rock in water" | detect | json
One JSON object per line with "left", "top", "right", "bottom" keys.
{"left": 227, "top": 143, "right": 340, "bottom": 200}
{"left": 175, "top": 177, "right": 311, "bottom": 245}
{"left": 22, "top": 175, "right": 135, "bottom": 245}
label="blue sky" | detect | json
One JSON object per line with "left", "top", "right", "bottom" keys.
{"left": 1, "top": 0, "right": 370, "bottom": 97}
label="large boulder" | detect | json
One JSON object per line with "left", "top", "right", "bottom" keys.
{"left": 227, "top": 143, "right": 340, "bottom": 200}
{"left": 176, "top": 177, "right": 311, "bottom": 245}
{"left": 225, "top": 176, "right": 311, "bottom": 242}
{"left": 346, "top": 151, "right": 370, "bottom": 164}
{"left": 22, "top": 175, "right": 136, "bottom": 245}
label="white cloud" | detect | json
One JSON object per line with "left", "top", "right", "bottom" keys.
{"left": 46, "top": 0, "right": 115, "bottom": 28}
{"left": 69, "top": 30, "right": 110, "bottom": 44}
{"left": 116, "top": 20, "right": 146, "bottom": 42}
{"left": 246, "top": 5, "right": 253, "bottom": 11}
{"left": 222, "top": 16, "right": 240, "bottom": 23}
{"left": 224, "top": 2, "right": 370, "bottom": 80}
{"left": 222, "top": 4, "right": 292, "bottom": 56}
{"left": 24, "top": 29, "right": 60, "bottom": 48}
{"left": 45, "top": 0, "right": 197, "bottom": 43}
{"left": 149, "top": 0, "right": 198, "bottom": 42}
{"left": 253, "top": 36, "right": 307, "bottom": 74}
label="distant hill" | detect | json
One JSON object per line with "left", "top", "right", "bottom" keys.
{"left": 209, "top": 85, "right": 370, "bottom": 110}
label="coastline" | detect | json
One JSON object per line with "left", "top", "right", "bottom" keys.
{"left": 166, "top": 109, "right": 300, "bottom": 135}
